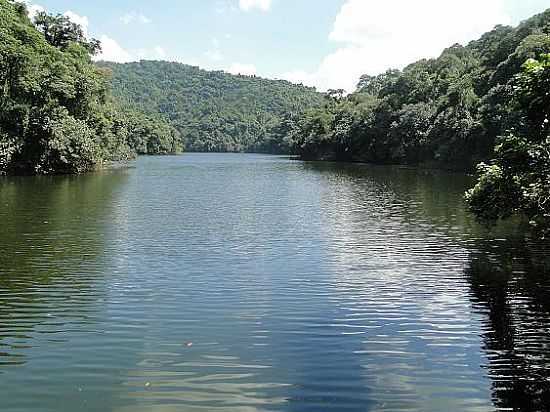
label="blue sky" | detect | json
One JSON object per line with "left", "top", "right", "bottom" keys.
{"left": 23, "top": 0, "right": 550, "bottom": 91}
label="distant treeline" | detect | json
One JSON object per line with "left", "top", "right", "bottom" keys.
{"left": 0, "top": 0, "right": 181, "bottom": 175}
{"left": 100, "top": 61, "right": 325, "bottom": 154}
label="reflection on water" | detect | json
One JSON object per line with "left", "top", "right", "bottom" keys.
{"left": 467, "top": 241, "right": 550, "bottom": 412}
{"left": 0, "top": 154, "right": 549, "bottom": 412}
{"left": 0, "top": 172, "right": 128, "bottom": 362}
{"left": 307, "top": 162, "right": 550, "bottom": 412}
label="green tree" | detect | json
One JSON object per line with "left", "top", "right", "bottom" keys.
{"left": 34, "top": 11, "right": 101, "bottom": 55}
{"left": 0, "top": 0, "right": 179, "bottom": 175}
{"left": 467, "top": 54, "right": 550, "bottom": 231}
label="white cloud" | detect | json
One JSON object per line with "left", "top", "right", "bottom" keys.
{"left": 154, "top": 46, "right": 167, "bottom": 58}
{"left": 205, "top": 50, "right": 224, "bottom": 62}
{"left": 20, "top": 0, "right": 57, "bottom": 20}
{"left": 204, "top": 37, "right": 224, "bottom": 62}
{"left": 139, "top": 14, "right": 152, "bottom": 24}
{"left": 227, "top": 63, "right": 257, "bottom": 76}
{"left": 239, "top": 0, "right": 272, "bottom": 12}
{"left": 63, "top": 10, "right": 89, "bottom": 37}
{"left": 20, "top": 3, "right": 90, "bottom": 36}
{"left": 94, "top": 35, "right": 134, "bottom": 63}
{"left": 120, "top": 11, "right": 151, "bottom": 25}
{"left": 283, "top": 0, "right": 512, "bottom": 92}
{"left": 18, "top": 2, "right": 183, "bottom": 65}
{"left": 20, "top": 0, "right": 45, "bottom": 20}
{"left": 215, "top": 1, "right": 238, "bottom": 14}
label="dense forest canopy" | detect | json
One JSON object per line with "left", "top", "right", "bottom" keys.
{"left": 0, "top": 0, "right": 181, "bottom": 175}
{"left": 466, "top": 53, "right": 550, "bottom": 231}
{"left": 289, "top": 9, "right": 550, "bottom": 169}
{"left": 100, "top": 61, "right": 324, "bottom": 153}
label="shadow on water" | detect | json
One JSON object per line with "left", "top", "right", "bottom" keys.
{"left": 466, "top": 239, "right": 550, "bottom": 412}
{"left": 303, "top": 160, "right": 550, "bottom": 412}
{"left": 0, "top": 171, "right": 129, "bottom": 368}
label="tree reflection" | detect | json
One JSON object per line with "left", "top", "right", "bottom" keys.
{"left": 466, "top": 239, "right": 550, "bottom": 412}
{"left": 0, "top": 170, "right": 129, "bottom": 368}
{"left": 303, "top": 160, "right": 550, "bottom": 411}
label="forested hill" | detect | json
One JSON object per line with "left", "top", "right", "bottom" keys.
{"left": 285, "top": 8, "right": 550, "bottom": 231}
{"left": 291, "top": 8, "right": 550, "bottom": 171}
{"left": 99, "top": 61, "right": 324, "bottom": 153}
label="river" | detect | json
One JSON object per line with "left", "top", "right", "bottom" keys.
{"left": 1, "top": 154, "right": 549, "bottom": 412}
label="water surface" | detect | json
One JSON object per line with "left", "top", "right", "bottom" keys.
{"left": 1, "top": 154, "right": 549, "bottom": 412}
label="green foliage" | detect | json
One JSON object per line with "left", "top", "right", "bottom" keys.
{"left": 0, "top": 0, "right": 179, "bottom": 175}
{"left": 467, "top": 54, "right": 550, "bottom": 231}
{"left": 34, "top": 11, "right": 101, "bottom": 55}
{"left": 290, "top": 8, "right": 550, "bottom": 174}
{"left": 123, "top": 110, "right": 183, "bottom": 155}
{"left": 39, "top": 108, "right": 101, "bottom": 174}
{"left": 99, "top": 61, "right": 324, "bottom": 153}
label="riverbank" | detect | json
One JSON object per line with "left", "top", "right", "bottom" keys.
{"left": 298, "top": 151, "right": 478, "bottom": 173}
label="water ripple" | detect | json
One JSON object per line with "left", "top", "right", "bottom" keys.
{"left": 1, "top": 155, "right": 549, "bottom": 412}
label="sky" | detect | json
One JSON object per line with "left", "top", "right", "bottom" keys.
{"left": 21, "top": 0, "right": 550, "bottom": 92}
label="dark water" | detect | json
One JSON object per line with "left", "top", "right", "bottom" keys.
{"left": 1, "top": 154, "right": 549, "bottom": 412}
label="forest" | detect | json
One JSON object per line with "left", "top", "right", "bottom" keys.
{"left": 290, "top": 10, "right": 550, "bottom": 167}
{"left": 286, "top": 9, "right": 550, "bottom": 231}
{"left": 101, "top": 61, "right": 324, "bottom": 153}
{"left": 0, "top": 0, "right": 181, "bottom": 175}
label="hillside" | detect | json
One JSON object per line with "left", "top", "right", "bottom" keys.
{"left": 99, "top": 61, "right": 324, "bottom": 153}
{"left": 290, "top": 8, "right": 550, "bottom": 170}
